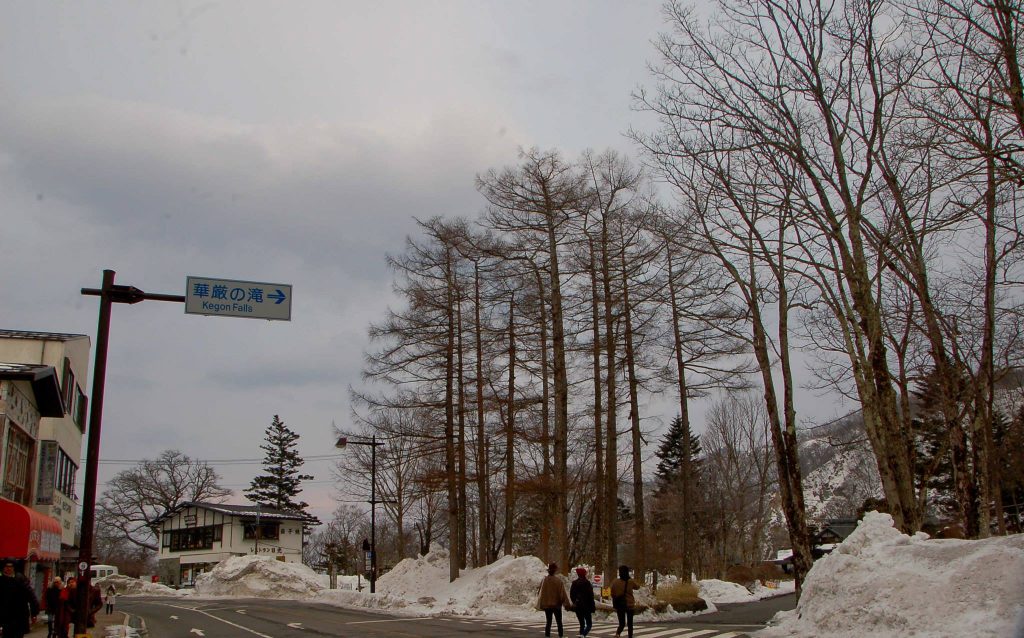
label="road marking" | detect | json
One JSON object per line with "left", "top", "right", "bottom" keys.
{"left": 346, "top": 617, "right": 433, "bottom": 624}
{"left": 237, "top": 610, "right": 247, "bottom": 614}
{"left": 190, "top": 630, "right": 205, "bottom": 636}
{"left": 148, "top": 602, "right": 274, "bottom": 638}
{"left": 169, "top": 615, "right": 178, "bottom": 620}
{"left": 287, "top": 622, "right": 303, "bottom": 629}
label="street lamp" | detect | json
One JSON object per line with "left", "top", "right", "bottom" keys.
{"left": 335, "top": 434, "right": 384, "bottom": 593}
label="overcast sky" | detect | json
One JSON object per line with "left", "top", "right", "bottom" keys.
{"left": 0, "top": 1, "right": 691, "bottom": 522}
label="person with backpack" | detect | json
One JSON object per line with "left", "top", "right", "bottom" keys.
{"left": 609, "top": 564, "right": 640, "bottom": 638}
{"left": 568, "top": 567, "right": 595, "bottom": 637}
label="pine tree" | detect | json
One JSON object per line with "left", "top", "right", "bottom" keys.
{"left": 245, "top": 415, "right": 320, "bottom": 530}
{"left": 654, "top": 415, "right": 702, "bottom": 493}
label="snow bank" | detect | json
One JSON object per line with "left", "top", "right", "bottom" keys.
{"left": 699, "top": 578, "right": 760, "bottom": 603}
{"left": 757, "top": 512, "right": 1024, "bottom": 638}
{"left": 95, "top": 574, "right": 187, "bottom": 597}
{"left": 192, "top": 555, "right": 324, "bottom": 598}
{"left": 697, "top": 577, "right": 795, "bottom": 604}
{"left": 374, "top": 547, "right": 548, "bottom": 618}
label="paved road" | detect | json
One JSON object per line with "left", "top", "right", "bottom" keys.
{"left": 120, "top": 594, "right": 794, "bottom": 638}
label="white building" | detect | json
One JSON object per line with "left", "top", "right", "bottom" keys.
{"left": 154, "top": 501, "right": 307, "bottom": 587}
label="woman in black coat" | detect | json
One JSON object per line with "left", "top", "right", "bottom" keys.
{"left": 44, "top": 578, "right": 64, "bottom": 638}
{"left": 568, "top": 567, "right": 595, "bottom": 637}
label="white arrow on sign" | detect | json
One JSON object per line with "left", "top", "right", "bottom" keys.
{"left": 287, "top": 622, "right": 303, "bottom": 629}
{"left": 190, "top": 630, "right": 205, "bottom": 636}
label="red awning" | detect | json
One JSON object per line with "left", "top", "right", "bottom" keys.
{"left": 0, "top": 498, "right": 61, "bottom": 561}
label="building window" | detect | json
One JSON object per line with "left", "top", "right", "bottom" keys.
{"left": 166, "top": 525, "right": 223, "bottom": 552}
{"left": 74, "top": 387, "right": 87, "bottom": 432}
{"left": 2, "top": 420, "right": 34, "bottom": 504}
{"left": 243, "top": 521, "right": 280, "bottom": 540}
{"left": 56, "top": 448, "right": 78, "bottom": 499}
{"left": 60, "top": 358, "right": 75, "bottom": 412}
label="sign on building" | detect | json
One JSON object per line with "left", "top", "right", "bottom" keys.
{"left": 185, "top": 277, "right": 292, "bottom": 321}
{"left": 35, "top": 441, "right": 58, "bottom": 506}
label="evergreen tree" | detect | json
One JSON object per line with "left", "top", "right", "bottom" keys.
{"left": 245, "top": 415, "right": 321, "bottom": 530}
{"left": 910, "top": 368, "right": 972, "bottom": 520}
{"left": 654, "top": 415, "right": 702, "bottom": 493}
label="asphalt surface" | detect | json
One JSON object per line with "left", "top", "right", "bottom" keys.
{"left": 115, "top": 593, "right": 796, "bottom": 638}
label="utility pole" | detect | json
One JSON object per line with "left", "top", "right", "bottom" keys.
{"left": 75, "top": 270, "right": 184, "bottom": 637}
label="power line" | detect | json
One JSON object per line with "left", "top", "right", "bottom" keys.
{"left": 86, "top": 454, "right": 341, "bottom": 466}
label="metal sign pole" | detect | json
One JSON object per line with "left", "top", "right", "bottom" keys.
{"left": 76, "top": 271, "right": 185, "bottom": 636}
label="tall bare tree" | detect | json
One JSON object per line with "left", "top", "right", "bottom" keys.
{"left": 479, "top": 148, "right": 587, "bottom": 569}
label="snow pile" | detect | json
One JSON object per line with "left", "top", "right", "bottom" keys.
{"left": 375, "top": 547, "right": 548, "bottom": 617}
{"left": 192, "top": 555, "right": 324, "bottom": 598}
{"left": 757, "top": 512, "right": 1024, "bottom": 638}
{"left": 699, "top": 579, "right": 762, "bottom": 603}
{"left": 375, "top": 546, "right": 454, "bottom": 600}
{"left": 697, "top": 578, "right": 795, "bottom": 604}
{"left": 95, "top": 574, "right": 186, "bottom": 597}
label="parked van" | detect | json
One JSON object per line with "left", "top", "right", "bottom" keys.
{"left": 90, "top": 565, "right": 119, "bottom": 579}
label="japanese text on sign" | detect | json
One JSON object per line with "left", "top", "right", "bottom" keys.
{"left": 185, "top": 276, "right": 292, "bottom": 321}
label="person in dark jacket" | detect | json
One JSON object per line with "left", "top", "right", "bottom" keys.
{"left": 609, "top": 564, "right": 641, "bottom": 638}
{"left": 44, "top": 577, "right": 64, "bottom": 638}
{"left": 0, "top": 561, "right": 40, "bottom": 638}
{"left": 536, "top": 562, "right": 571, "bottom": 637}
{"left": 568, "top": 567, "right": 595, "bottom": 637}
{"left": 87, "top": 582, "right": 104, "bottom": 628}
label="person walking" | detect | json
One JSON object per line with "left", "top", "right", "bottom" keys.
{"left": 536, "top": 562, "right": 571, "bottom": 637}
{"left": 609, "top": 565, "right": 641, "bottom": 638}
{"left": 569, "top": 567, "right": 595, "bottom": 637}
{"left": 59, "top": 577, "right": 76, "bottom": 638}
{"left": 44, "top": 577, "right": 64, "bottom": 638}
{"left": 0, "top": 561, "right": 40, "bottom": 638}
{"left": 88, "top": 581, "right": 104, "bottom": 627}
{"left": 105, "top": 585, "right": 116, "bottom": 615}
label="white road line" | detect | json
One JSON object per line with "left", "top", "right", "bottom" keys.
{"left": 632, "top": 628, "right": 686, "bottom": 636}
{"left": 347, "top": 616, "right": 433, "bottom": 624}
{"left": 188, "top": 609, "right": 275, "bottom": 638}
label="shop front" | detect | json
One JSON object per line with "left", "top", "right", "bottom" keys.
{"left": 0, "top": 496, "right": 62, "bottom": 595}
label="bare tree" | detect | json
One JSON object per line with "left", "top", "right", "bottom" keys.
{"left": 96, "top": 449, "right": 231, "bottom": 553}
{"left": 479, "top": 148, "right": 588, "bottom": 570}
{"left": 701, "top": 393, "right": 776, "bottom": 575}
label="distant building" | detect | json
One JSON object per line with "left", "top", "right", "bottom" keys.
{"left": 153, "top": 501, "right": 307, "bottom": 587}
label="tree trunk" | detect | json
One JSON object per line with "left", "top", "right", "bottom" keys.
{"left": 587, "top": 234, "right": 606, "bottom": 570}
{"left": 601, "top": 214, "right": 619, "bottom": 583}
{"left": 444, "top": 249, "right": 460, "bottom": 583}
{"left": 534, "top": 266, "right": 553, "bottom": 563}
{"left": 620, "top": 234, "right": 646, "bottom": 579}
{"left": 456, "top": 275, "right": 469, "bottom": 568}
{"left": 504, "top": 296, "right": 517, "bottom": 556}
{"left": 474, "top": 262, "right": 491, "bottom": 561}
{"left": 545, "top": 205, "right": 571, "bottom": 572}
{"left": 666, "top": 247, "right": 693, "bottom": 582}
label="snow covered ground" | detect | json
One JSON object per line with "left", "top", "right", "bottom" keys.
{"left": 756, "top": 512, "right": 1024, "bottom": 638}
{"left": 108, "top": 512, "right": 1023, "bottom": 637}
